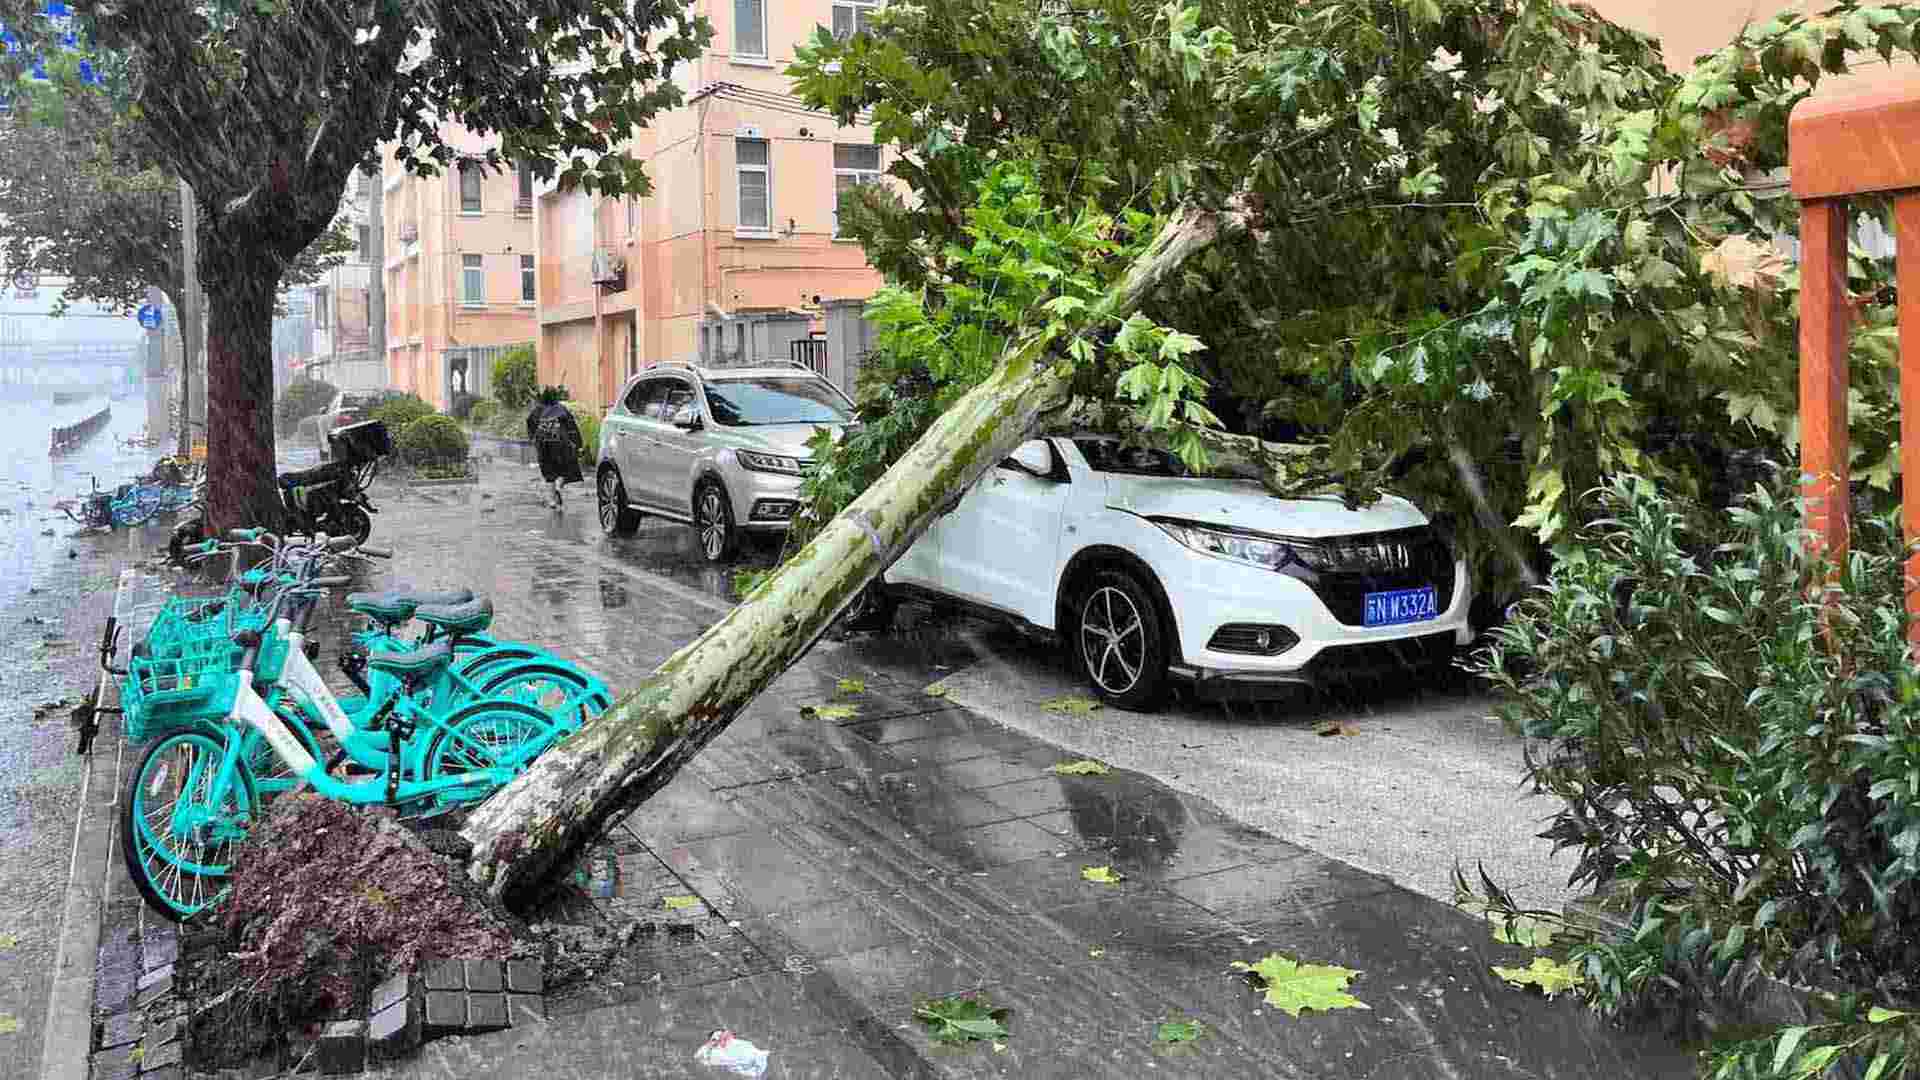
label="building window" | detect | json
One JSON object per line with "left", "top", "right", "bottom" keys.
{"left": 520, "top": 254, "right": 536, "bottom": 303}
{"left": 515, "top": 160, "right": 533, "bottom": 214}
{"left": 356, "top": 224, "right": 372, "bottom": 262}
{"left": 733, "top": 0, "right": 765, "bottom": 58}
{"left": 832, "top": 0, "right": 878, "bottom": 39}
{"left": 458, "top": 161, "right": 483, "bottom": 214}
{"left": 461, "top": 254, "right": 484, "bottom": 306}
{"left": 313, "top": 287, "right": 328, "bottom": 328}
{"left": 736, "top": 138, "right": 770, "bottom": 232}
{"left": 833, "top": 144, "right": 881, "bottom": 237}
{"left": 626, "top": 195, "right": 636, "bottom": 238}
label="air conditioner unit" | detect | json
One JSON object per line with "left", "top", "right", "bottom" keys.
{"left": 398, "top": 223, "right": 418, "bottom": 244}
{"left": 589, "top": 248, "right": 626, "bottom": 288}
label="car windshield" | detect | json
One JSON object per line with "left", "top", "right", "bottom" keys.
{"left": 704, "top": 377, "right": 852, "bottom": 426}
{"left": 1074, "top": 439, "right": 1194, "bottom": 478}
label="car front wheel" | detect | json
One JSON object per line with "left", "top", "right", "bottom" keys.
{"left": 1074, "top": 569, "right": 1168, "bottom": 711}
{"left": 693, "top": 480, "right": 737, "bottom": 563}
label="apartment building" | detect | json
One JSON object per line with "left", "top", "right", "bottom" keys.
{"left": 290, "top": 176, "right": 388, "bottom": 394}
{"left": 380, "top": 135, "right": 539, "bottom": 410}
{"left": 534, "top": 0, "right": 888, "bottom": 409}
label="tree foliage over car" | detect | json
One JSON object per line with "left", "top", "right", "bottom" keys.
{"left": 791, "top": 0, "right": 1920, "bottom": 605}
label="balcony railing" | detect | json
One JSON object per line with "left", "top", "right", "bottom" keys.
{"left": 514, "top": 197, "right": 533, "bottom": 216}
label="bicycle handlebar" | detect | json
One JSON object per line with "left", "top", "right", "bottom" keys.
{"left": 326, "top": 534, "right": 358, "bottom": 552}
{"left": 358, "top": 546, "right": 393, "bottom": 559}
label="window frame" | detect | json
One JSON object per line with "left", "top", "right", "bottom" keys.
{"left": 519, "top": 253, "right": 536, "bottom": 305}
{"left": 732, "top": 0, "right": 766, "bottom": 59}
{"left": 514, "top": 160, "right": 534, "bottom": 215}
{"left": 313, "top": 286, "right": 329, "bottom": 329}
{"left": 460, "top": 253, "right": 485, "bottom": 307}
{"left": 832, "top": 144, "right": 882, "bottom": 239}
{"left": 831, "top": 0, "right": 879, "bottom": 40}
{"left": 735, "top": 138, "right": 772, "bottom": 235}
{"left": 355, "top": 224, "right": 372, "bottom": 262}
{"left": 457, "top": 160, "right": 483, "bottom": 215}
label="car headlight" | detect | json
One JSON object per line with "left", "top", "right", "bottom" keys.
{"left": 737, "top": 451, "right": 805, "bottom": 476}
{"left": 1151, "top": 518, "right": 1299, "bottom": 571}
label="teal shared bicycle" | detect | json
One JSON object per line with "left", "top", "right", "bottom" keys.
{"left": 107, "top": 552, "right": 575, "bottom": 920}
{"left": 167, "top": 532, "right": 611, "bottom": 803}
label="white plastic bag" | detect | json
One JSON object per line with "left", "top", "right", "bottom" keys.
{"left": 694, "top": 1029, "right": 770, "bottom": 1078}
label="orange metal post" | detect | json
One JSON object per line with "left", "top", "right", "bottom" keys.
{"left": 1899, "top": 194, "right": 1920, "bottom": 646}
{"left": 1798, "top": 198, "right": 1852, "bottom": 571}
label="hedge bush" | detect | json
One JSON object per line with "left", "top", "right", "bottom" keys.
{"left": 370, "top": 393, "right": 434, "bottom": 434}
{"left": 468, "top": 399, "right": 499, "bottom": 428}
{"left": 396, "top": 415, "right": 470, "bottom": 468}
{"left": 275, "top": 376, "right": 336, "bottom": 435}
{"left": 1468, "top": 474, "right": 1920, "bottom": 1077}
{"left": 492, "top": 348, "right": 538, "bottom": 410}
{"left": 563, "top": 401, "right": 599, "bottom": 468}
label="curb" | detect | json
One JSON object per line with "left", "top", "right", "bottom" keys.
{"left": 37, "top": 569, "right": 138, "bottom": 1080}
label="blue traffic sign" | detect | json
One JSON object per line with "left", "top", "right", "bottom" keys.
{"left": 136, "top": 304, "right": 162, "bottom": 330}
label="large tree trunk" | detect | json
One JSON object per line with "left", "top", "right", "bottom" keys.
{"left": 462, "top": 200, "right": 1253, "bottom": 908}
{"left": 203, "top": 253, "right": 287, "bottom": 531}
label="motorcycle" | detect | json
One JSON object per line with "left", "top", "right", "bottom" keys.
{"left": 166, "top": 420, "right": 389, "bottom": 561}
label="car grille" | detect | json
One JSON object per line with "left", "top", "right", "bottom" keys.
{"left": 1280, "top": 526, "right": 1456, "bottom": 627}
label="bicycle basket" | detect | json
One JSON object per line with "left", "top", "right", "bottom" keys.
{"left": 122, "top": 636, "right": 241, "bottom": 742}
{"left": 143, "top": 594, "right": 242, "bottom": 658}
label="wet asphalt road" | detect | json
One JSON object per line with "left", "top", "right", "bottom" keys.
{"left": 0, "top": 390, "right": 167, "bottom": 1077}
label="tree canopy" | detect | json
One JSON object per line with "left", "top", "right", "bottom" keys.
{"left": 790, "top": 0, "right": 1920, "bottom": 602}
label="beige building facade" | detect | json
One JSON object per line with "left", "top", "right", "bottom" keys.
{"left": 534, "top": 0, "right": 889, "bottom": 410}
{"left": 380, "top": 135, "right": 540, "bottom": 411}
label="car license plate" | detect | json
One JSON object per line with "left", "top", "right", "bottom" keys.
{"left": 1363, "top": 585, "right": 1438, "bottom": 628}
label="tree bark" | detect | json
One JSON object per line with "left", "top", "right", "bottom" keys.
{"left": 203, "top": 254, "right": 288, "bottom": 531}
{"left": 462, "top": 200, "right": 1253, "bottom": 908}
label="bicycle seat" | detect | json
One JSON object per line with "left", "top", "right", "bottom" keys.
{"left": 365, "top": 640, "right": 454, "bottom": 676}
{"left": 413, "top": 596, "right": 493, "bottom": 636}
{"left": 346, "top": 588, "right": 475, "bottom": 624}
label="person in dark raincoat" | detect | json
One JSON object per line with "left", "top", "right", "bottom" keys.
{"left": 526, "top": 386, "right": 584, "bottom": 508}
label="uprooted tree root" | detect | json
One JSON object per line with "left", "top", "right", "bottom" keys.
{"left": 187, "top": 796, "right": 520, "bottom": 1068}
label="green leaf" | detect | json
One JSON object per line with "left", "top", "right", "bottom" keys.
{"left": 1230, "top": 954, "right": 1369, "bottom": 1017}
{"left": 1155, "top": 1019, "right": 1203, "bottom": 1043}
{"left": 805, "top": 703, "right": 861, "bottom": 721}
{"left": 1868, "top": 1006, "right": 1909, "bottom": 1023}
{"left": 1042, "top": 696, "right": 1102, "bottom": 715}
{"left": 915, "top": 993, "right": 1010, "bottom": 1045}
{"left": 1082, "top": 865, "right": 1124, "bottom": 884}
{"left": 662, "top": 894, "right": 701, "bottom": 911}
{"left": 1490, "top": 915, "right": 1557, "bottom": 948}
{"left": 1772, "top": 1026, "right": 1810, "bottom": 1074}
{"left": 923, "top": 681, "right": 951, "bottom": 698}
{"left": 1864, "top": 1051, "right": 1893, "bottom": 1080}
{"left": 1491, "top": 957, "right": 1583, "bottom": 998}
{"left": 1051, "top": 759, "right": 1112, "bottom": 775}
{"left": 836, "top": 677, "right": 867, "bottom": 695}
{"left": 1794, "top": 1045, "right": 1842, "bottom": 1077}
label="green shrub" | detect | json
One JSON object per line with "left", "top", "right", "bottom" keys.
{"left": 468, "top": 399, "right": 498, "bottom": 427}
{"left": 395, "top": 414, "right": 469, "bottom": 467}
{"left": 563, "top": 401, "right": 599, "bottom": 467}
{"left": 1468, "top": 474, "right": 1920, "bottom": 1074}
{"left": 491, "top": 347, "right": 538, "bottom": 410}
{"left": 275, "top": 376, "right": 336, "bottom": 435}
{"left": 370, "top": 392, "right": 434, "bottom": 434}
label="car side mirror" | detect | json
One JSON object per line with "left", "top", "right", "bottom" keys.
{"left": 670, "top": 404, "right": 702, "bottom": 430}
{"left": 1004, "top": 439, "right": 1054, "bottom": 478}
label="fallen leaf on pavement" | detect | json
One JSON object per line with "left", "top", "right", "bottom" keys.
{"left": 1314, "top": 721, "right": 1359, "bottom": 737}
{"left": 837, "top": 678, "right": 866, "bottom": 695}
{"left": 1089, "top": 947, "right": 1106, "bottom": 958}
{"left": 1490, "top": 915, "right": 1558, "bottom": 949}
{"left": 1050, "top": 759, "right": 1111, "bottom": 776}
{"left": 1492, "top": 957, "right": 1583, "bottom": 998}
{"left": 1042, "top": 696, "right": 1101, "bottom": 715}
{"left": 923, "top": 681, "right": 950, "bottom": 698}
{"left": 1231, "top": 954, "right": 1370, "bottom": 1017}
{"left": 803, "top": 704, "right": 859, "bottom": 721}
{"left": 1081, "top": 865, "right": 1124, "bottom": 885}
{"left": 914, "top": 993, "right": 1009, "bottom": 1045}
{"left": 662, "top": 895, "right": 701, "bottom": 911}
{"left": 1156, "top": 1019, "right": 1203, "bottom": 1044}
{"left": 0, "top": 933, "right": 18, "bottom": 950}
{"left": 0, "top": 1014, "right": 18, "bottom": 1035}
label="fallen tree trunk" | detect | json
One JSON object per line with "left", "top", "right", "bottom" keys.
{"left": 461, "top": 199, "right": 1255, "bottom": 907}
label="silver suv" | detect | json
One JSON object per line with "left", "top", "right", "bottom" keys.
{"left": 594, "top": 363, "right": 857, "bottom": 561}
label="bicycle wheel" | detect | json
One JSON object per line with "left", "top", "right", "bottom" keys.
{"left": 121, "top": 728, "right": 258, "bottom": 921}
{"left": 422, "top": 699, "right": 561, "bottom": 808}
{"left": 453, "top": 643, "right": 560, "bottom": 684}
{"left": 474, "top": 662, "right": 611, "bottom": 728}
{"left": 241, "top": 699, "right": 325, "bottom": 801}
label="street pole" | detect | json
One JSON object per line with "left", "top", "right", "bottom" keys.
{"left": 145, "top": 283, "right": 167, "bottom": 443}
{"left": 179, "top": 176, "right": 202, "bottom": 458}
{"left": 366, "top": 164, "right": 385, "bottom": 387}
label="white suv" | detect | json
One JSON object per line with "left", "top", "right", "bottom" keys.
{"left": 873, "top": 435, "right": 1474, "bottom": 709}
